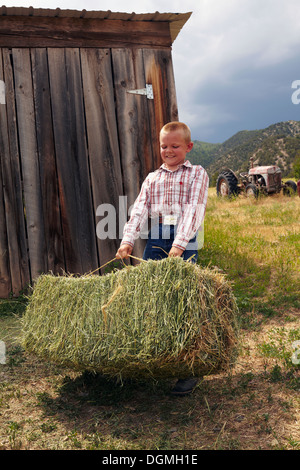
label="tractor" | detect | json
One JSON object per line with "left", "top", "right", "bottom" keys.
{"left": 216, "top": 157, "right": 297, "bottom": 198}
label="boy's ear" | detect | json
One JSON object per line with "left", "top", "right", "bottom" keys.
{"left": 187, "top": 141, "right": 193, "bottom": 152}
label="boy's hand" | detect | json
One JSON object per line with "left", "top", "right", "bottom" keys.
{"left": 168, "top": 246, "right": 184, "bottom": 258}
{"left": 116, "top": 244, "right": 133, "bottom": 259}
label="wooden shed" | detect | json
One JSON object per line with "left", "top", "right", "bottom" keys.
{"left": 0, "top": 7, "right": 191, "bottom": 297}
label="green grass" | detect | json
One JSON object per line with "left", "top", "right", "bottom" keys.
{"left": 0, "top": 296, "right": 28, "bottom": 317}
{"left": 199, "top": 190, "right": 300, "bottom": 325}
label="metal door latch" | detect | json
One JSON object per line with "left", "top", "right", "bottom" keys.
{"left": 127, "top": 84, "right": 153, "bottom": 99}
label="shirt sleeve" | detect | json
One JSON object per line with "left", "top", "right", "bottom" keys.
{"left": 172, "top": 167, "right": 209, "bottom": 251}
{"left": 120, "top": 176, "right": 151, "bottom": 247}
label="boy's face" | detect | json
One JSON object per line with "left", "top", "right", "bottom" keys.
{"left": 160, "top": 130, "right": 193, "bottom": 171}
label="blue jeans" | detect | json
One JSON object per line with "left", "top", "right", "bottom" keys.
{"left": 142, "top": 224, "right": 198, "bottom": 263}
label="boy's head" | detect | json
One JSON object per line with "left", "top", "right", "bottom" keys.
{"left": 159, "top": 122, "right": 193, "bottom": 171}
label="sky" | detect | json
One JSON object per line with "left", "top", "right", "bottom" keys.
{"left": 3, "top": 0, "right": 300, "bottom": 143}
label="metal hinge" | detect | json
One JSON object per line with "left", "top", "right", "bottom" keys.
{"left": 127, "top": 84, "right": 153, "bottom": 99}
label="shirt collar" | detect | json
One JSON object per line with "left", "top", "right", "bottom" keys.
{"left": 160, "top": 160, "right": 192, "bottom": 172}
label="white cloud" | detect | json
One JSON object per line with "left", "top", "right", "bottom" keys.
{"left": 174, "top": 0, "right": 300, "bottom": 83}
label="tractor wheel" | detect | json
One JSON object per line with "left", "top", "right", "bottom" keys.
{"left": 245, "top": 184, "right": 258, "bottom": 198}
{"left": 216, "top": 170, "right": 238, "bottom": 197}
{"left": 283, "top": 180, "right": 297, "bottom": 196}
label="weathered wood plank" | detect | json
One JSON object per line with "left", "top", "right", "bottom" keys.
{"left": 80, "top": 48, "right": 124, "bottom": 267}
{"left": 48, "top": 48, "right": 98, "bottom": 274}
{"left": 0, "top": 16, "right": 172, "bottom": 49}
{"left": 0, "top": 49, "right": 30, "bottom": 297}
{"left": 0, "top": 146, "right": 11, "bottom": 297}
{"left": 12, "top": 48, "right": 46, "bottom": 282}
{"left": 0, "top": 50, "right": 12, "bottom": 297}
{"left": 143, "top": 48, "right": 179, "bottom": 167}
{"left": 0, "top": 49, "right": 30, "bottom": 295}
{"left": 47, "top": 48, "right": 82, "bottom": 274}
{"left": 31, "top": 48, "right": 65, "bottom": 275}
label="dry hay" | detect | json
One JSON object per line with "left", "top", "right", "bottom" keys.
{"left": 21, "top": 257, "right": 239, "bottom": 380}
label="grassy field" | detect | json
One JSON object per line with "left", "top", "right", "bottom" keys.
{"left": 0, "top": 189, "right": 299, "bottom": 450}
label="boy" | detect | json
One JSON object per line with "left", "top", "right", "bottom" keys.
{"left": 116, "top": 122, "right": 209, "bottom": 395}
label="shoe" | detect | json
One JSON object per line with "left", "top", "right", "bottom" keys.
{"left": 170, "top": 377, "right": 199, "bottom": 396}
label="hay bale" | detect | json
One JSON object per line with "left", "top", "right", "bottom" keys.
{"left": 21, "top": 257, "right": 239, "bottom": 379}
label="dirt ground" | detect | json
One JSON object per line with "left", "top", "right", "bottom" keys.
{"left": 0, "top": 311, "right": 299, "bottom": 451}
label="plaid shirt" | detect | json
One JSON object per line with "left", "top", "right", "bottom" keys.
{"left": 121, "top": 160, "right": 209, "bottom": 251}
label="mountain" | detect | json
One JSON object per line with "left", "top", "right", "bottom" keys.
{"left": 189, "top": 120, "right": 300, "bottom": 185}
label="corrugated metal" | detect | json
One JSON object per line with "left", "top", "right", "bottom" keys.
{"left": 0, "top": 6, "right": 192, "bottom": 42}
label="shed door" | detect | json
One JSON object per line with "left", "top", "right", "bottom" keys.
{"left": 0, "top": 46, "right": 178, "bottom": 297}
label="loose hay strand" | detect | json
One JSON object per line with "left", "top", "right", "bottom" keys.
{"left": 101, "top": 284, "right": 123, "bottom": 328}
{"left": 21, "top": 257, "right": 239, "bottom": 380}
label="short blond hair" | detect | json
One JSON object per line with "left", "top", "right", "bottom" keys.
{"left": 160, "top": 122, "right": 191, "bottom": 143}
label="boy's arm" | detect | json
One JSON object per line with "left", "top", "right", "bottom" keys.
{"left": 116, "top": 175, "right": 151, "bottom": 256}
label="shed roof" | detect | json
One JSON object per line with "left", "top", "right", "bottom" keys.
{"left": 0, "top": 6, "right": 192, "bottom": 43}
